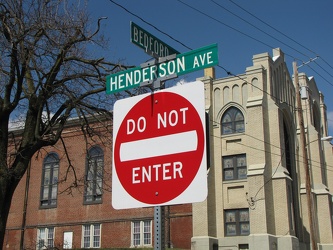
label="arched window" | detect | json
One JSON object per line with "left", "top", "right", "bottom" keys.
{"left": 84, "top": 146, "right": 104, "bottom": 203}
{"left": 221, "top": 107, "right": 245, "bottom": 135}
{"left": 41, "top": 153, "right": 59, "bottom": 208}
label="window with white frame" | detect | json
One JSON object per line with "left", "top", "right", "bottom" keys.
{"left": 82, "top": 224, "right": 101, "bottom": 248}
{"left": 84, "top": 146, "right": 104, "bottom": 204}
{"left": 132, "top": 220, "right": 152, "bottom": 247}
{"left": 37, "top": 227, "right": 54, "bottom": 250}
{"left": 40, "top": 153, "right": 59, "bottom": 208}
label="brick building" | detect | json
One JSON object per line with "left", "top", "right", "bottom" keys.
{"left": 192, "top": 48, "right": 333, "bottom": 249}
{"left": 4, "top": 117, "right": 192, "bottom": 249}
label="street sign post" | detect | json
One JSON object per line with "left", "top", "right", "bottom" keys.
{"left": 109, "top": 23, "right": 215, "bottom": 248}
{"left": 106, "top": 43, "right": 218, "bottom": 94}
{"left": 130, "top": 22, "right": 180, "bottom": 58}
{"left": 112, "top": 81, "right": 207, "bottom": 209}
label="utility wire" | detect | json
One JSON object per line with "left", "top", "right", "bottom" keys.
{"left": 209, "top": 111, "right": 333, "bottom": 170}
{"left": 320, "top": 57, "right": 333, "bottom": 71}
{"left": 253, "top": 151, "right": 284, "bottom": 201}
{"left": 108, "top": 0, "right": 191, "bottom": 51}
{"left": 209, "top": 125, "right": 333, "bottom": 172}
{"left": 107, "top": 0, "right": 333, "bottom": 199}
{"left": 227, "top": 0, "right": 318, "bottom": 57}
{"left": 210, "top": 0, "right": 311, "bottom": 59}
{"left": 176, "top": 0, "right": 295, "bottom": 59}
{"left": 175, "top": 0, "right": 333, "bottom": 99}
{"left": 226, "top": 0, "right": 333, "bottom": 83}
{"left": 107, "top": 0, "right": 303, "bottom": 114}
{"left": 314, "top": 60, "right": 333, "bottom": 80}
{"left": 181, "top": 0, "right": 333, "bottom": 86}
{"left": 306, "top": 64, "right": 333, "bottom": 87}
{"left": 173, "top": 1, "right": 307, "bottom": 111}
{"left": 108, "top": 0, "right": 333, "bottom": 89}
{"left": 107, "top": 0, "right": 333, "bottom": 135}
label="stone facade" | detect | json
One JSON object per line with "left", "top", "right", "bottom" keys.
{"left": 192, "top": 48, "right": 333, "bottom": 250}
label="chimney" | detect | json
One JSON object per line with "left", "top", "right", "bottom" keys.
{"left": 204, "top": 67, "right": 215, "bottom": 79}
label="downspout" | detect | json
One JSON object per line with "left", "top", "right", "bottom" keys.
{"left": 20, "top": 161, "right": 31, "bottom": 250}
{"left": 167, "top": 206, "right": 171, "bottom": 248}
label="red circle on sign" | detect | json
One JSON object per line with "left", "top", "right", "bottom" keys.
{"left": 113, "top": 91, "right": 204, "bottom": 204}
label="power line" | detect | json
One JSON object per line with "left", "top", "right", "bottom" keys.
{"left": 106, "top": 0, "right": 333, "bottom": 133}
{"left": 177, "top": 0, "right": 333, "bottom": 99}
{"left": 209, "top": 125, "right": 333, "bottom": 172}
{"left": 180, "top": 0, "right": 333, "bottom": 88}
{"left": 225, "top": 0, "right": 333, "bottom": 84}
{"left": 227, "top": 0, "right": 318, "bottom": 57}
{"left": 107, "top": 0, "right": 191, "bottom": 51}
{"left": 210, "top": 0, "right": 311, "bottom": 59}
{"left": 320, "top": 57, "right": 333, "bottom": 71}
{"left": 108, "top": 0, "right": 333, "bottom": 91}
{"left": 176, "top": 0, "right": 289, "bottom": 57}
{"left": 107, "top": 0, "right": 308, "bottom": 115}
{"left": 314, "top": 60, "right": 333, "bottom": 80}
{"left": 106, "top": 1, "right": 333, "bottom": 216}
{"left": 305, "top": 64, "right": 333, "bottom": 87}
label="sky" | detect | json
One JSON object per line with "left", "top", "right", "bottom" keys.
{"left": 88, "top": 0, "right": 333, "bottom": 135}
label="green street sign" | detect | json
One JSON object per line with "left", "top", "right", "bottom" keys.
{"left": 106, "top": 43, "right": 218, "bottom": 95}
{"left": 131, "top": 22, "right": 180, "bottom": 57}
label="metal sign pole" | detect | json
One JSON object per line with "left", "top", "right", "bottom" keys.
{"left": 152, "top": 69, "right": 166, "bottom": 250}
{"left": 141, "top": 52, "right": 178, "bottom": 250}
{"left": 154, "top": 206, "right": 165, "bottom": 250}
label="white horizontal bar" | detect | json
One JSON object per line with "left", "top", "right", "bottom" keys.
{"left": 120, "top": 130, "right": 198, "bottom": 162}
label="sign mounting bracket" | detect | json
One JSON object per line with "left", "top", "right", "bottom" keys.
{"left": 140, "top": 54, "right": 178, "bottom": 90}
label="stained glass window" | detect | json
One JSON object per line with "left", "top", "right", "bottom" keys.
{"left": 221, "top": 107, "right": 245, "bottom": 135}
{"left": 225, "top": 209, "right": 250, "bottom": 236}
{"left": 223, "top": 155, "right": 247, "bottom": 180}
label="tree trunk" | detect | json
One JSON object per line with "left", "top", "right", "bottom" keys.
{"left": 0, "top": 0, "right": 129, "bottom": 246}
{"left": 0, "top": 175, "right": 20, "bottom": 249}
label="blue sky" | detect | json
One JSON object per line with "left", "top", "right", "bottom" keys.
{"left": 89, "top": 0, "right": 333, "bottom": 135}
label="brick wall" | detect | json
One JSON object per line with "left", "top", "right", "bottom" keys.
{"left": 5, "top": 119, "right": 192, "bottom": 249}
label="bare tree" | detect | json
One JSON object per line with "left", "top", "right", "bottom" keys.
{"left": 0, "top": 0, "right": 135, "bottom": 246}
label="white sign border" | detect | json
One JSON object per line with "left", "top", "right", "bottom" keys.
{"left": 112, "top": 80, "right": 207, "bottom": 209}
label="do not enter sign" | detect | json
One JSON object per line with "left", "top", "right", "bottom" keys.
{"left": 112, "top": 81, "right": 207, "bottom": 209}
